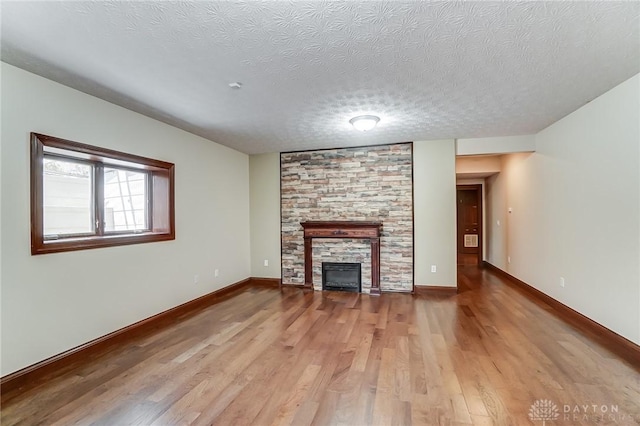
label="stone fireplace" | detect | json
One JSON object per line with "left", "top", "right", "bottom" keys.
{"left": 301, "top": 220, "right": 382, "bottom": 294}
{"left": 280, "top": 143, "right": 414, "bottom": 292}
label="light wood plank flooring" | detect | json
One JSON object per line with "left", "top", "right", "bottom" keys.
{"left": 2, "top": 266, "right": 639, "bottom": 425}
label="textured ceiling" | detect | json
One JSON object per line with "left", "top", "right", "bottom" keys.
{"left": 2, "top": 1, "right": 639, "bottom": 154}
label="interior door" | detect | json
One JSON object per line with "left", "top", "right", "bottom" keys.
{"left": 457, "top": 186, "right": 481, "bottom": 257}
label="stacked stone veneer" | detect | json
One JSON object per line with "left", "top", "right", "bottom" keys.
{"left": 281, "top": 143, "right": 413, "bottom": 292}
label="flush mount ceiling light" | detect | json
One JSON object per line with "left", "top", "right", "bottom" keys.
{"left": 349, "top": 115, "right": 380, "bottom": 132}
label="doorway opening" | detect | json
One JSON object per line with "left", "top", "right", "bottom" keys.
{"left": 456, "top": 184, "right": 482, "bottom": 266}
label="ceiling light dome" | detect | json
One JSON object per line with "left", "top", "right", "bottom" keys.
{"left": 349, "top": 115, "right": 380, "bottom": 131}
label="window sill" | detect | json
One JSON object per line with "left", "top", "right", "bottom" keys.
{"left": 32, "top": 232, "right": 175, "bottom": 255}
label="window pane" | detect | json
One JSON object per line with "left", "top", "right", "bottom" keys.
{"left": 43, "top": 158, "right": 93, "bottom": 236}
{"left": 104, "top": 168, "right": 148, "bottom": 232}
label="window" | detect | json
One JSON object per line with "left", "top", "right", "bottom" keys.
{"left": 31, "top": 133, "right": 175, "bottom": 255}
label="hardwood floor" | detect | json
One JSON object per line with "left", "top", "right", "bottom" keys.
{"left": 457, "top": 253, "right": 479, "bottom": 266}
{"left": 2, "top": 266, "right": 639, "bottom": 425}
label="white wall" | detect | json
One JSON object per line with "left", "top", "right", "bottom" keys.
{"left": 1, "top": 63, "right": 251, "bottom": 375}
{"left": 249, "top": 153, "right": 281, "bottom": 278}
{"left": 414, "top": 140, "right": 457, "bottom": 287}
{"left": 456, "top": 155, "right": 501, "bottom": 176}
{"left": 485, "top": 172, "right": 508, "bottom": 270}
{"left": 485, "top": 74, "right": 640, "bottom": 344}
{"left": 456, "top": 134, "right": 535, "bottom": 156}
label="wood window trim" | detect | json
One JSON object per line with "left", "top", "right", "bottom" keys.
{"left": 30, "top": 133, "right": 175, "bottom": 255}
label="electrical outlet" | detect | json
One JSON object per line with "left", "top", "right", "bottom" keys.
{"left": 508, "top": 256, "right": 511, "bottom": 264}
{"left": 263, "top": 259, "right": 269, "bottom": 267}
{"left": 560, "top": 277, "right": 565, "bottom": 288}
{"left": 214, "top": 269, "right": 219, "bottom": 277}
{"left": 194, "top": 275, "right": 199, "bottom": 284}
{"left": 431, "top": 265, "right": 437, "bottom": 273}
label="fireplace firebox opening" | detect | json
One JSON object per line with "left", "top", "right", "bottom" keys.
{"left": 322, "top": 262, "right": 361, "bottom": 293}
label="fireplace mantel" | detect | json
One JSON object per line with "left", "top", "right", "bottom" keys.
{"left": 301, "top": 221, "right": 382, "bottom": 295}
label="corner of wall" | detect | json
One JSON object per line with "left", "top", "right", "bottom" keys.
{"left": 413, "top": 139, "right": 457, "bottom": 287}
{"left": 249, "top": 153, "right": 282, "bottom": 278}
{"left": 486, "top": 74, "right": 640, "bottom": 345}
